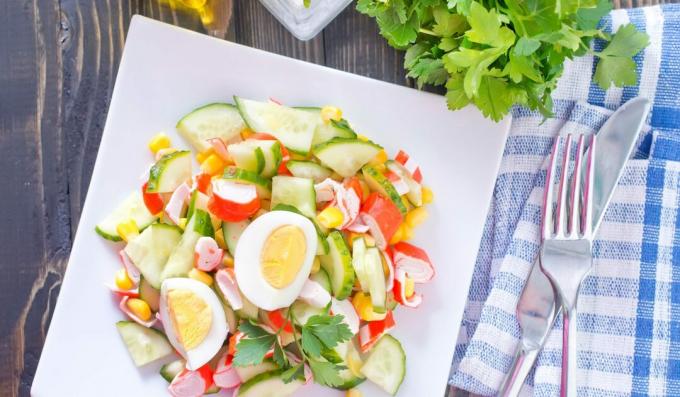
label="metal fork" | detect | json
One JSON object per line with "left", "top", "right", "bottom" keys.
{"left": 540, "top": 133, "right": 596, "bottom": 397}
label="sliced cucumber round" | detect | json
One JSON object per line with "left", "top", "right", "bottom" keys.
{"left": 95, "top": 192, "right": 158, "bottom": 241}
{"left": 286, "top": 160, "right": 332, "bottom": 183}
{"left": 147, "top": 150, "right": 192, "bottom": 193}
{"left": 116, "top": 321, "right": 173, "bottom": 367}
{"left": 139, "top": 277, "right": 161, "bottom": 312}
{"left": 235, "top": 97, "right": 318, "bottom": 155}
{"left": 222, "top": 219, "right": 250, "bottom": 257}
{"left": 320, "top": 231, "right": 355, "bottom": 300}
{"left": 386, "top": 160, "right": 423, "bottom": 207}
{"left": 365, "top": 247, "right": 387, "bottom": 313}
{"left": 298, "top": 107, "right": 357, "bottom": 146}
{"left": 234, "top": 360, "right": 279, "bottom": 383}
{"left": 360, "top": 334, "right": 406, "bottom": 395}
{"left": 333, "top": 340, "right": 366, "bottom": 390}
{"left": 362, "top": 165, "right": 408, "bottom": 215}
{"left": 176, "top": 103, "right": 245, "bottom": 152}
{"left": 271, "top": 176, "right": 316, "bottom": 219}
{"left": 160, "top": 359, "right": 185, "bottom": 382}
{"left": 290, "top": 299, "right": 326, "bottom": 325}
{"left": 223, "top": 167, "right": 272, "bottom": 199}
{"left": 161, "top": 210, "right": 213, "bottom": 281}
{"left": 124, "top": 223, "right": 182, "bottom": 289}
{"left": 187, "top": 189, "right": 221, "bottom": 231}
{"left": 351, "top": 237, "right": 371, "bottom": 293}
{"left": 313, "top": 138, "right": 382, "bottom": 178}
{"left": 310, "top": 267, "right": 332, "bottom": 294}
{"left": 235, "top": 369, "right": 303, "bottom": 397}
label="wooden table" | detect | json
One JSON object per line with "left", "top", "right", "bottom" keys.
{"left": 0, "top": 0, "right": 674, "bottom": 395}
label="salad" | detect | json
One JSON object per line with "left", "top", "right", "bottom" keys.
{"left": 98, "top": 97, "right": 435, "bottom": 397}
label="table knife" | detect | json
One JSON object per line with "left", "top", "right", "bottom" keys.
{"left": 497, "top": 97, "right": 651, "bottom": 397}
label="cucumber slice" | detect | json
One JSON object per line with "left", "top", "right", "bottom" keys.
{"left": 116, "top": 321, "right": 173, "bottom": 367}
{"left": 222, "top": 167, "right": 272, "bottom": 199}
{"left": 320, "top": 231, "right": 355, "bottom": 300}
{"left": 237, "top": 292, "right": 259, "bottom": 321}
{"left": 235, "top": 97, "right": 318, "bottom": 155}
{"left": 271, "top": 176, "right": 316, "bottom": 218}
{"left": 235, "top": 369, "right": 303, "bottom": 397}
{"left": 298, "top": 108, "right": 357, "bottom": 146}
{"left": 147, "top": 150, "right": 192, "bottom": 193}
{"left": 285, "top": 160, "right": 332, "bottom": 183}
{"left": 351, "top": 237, "right": 371, "bottom": 293}
{"left": 222, "top": 219, "right": 250, "bottom": 257}
{"left": 313, "top": 138, "right": 382, "bottom": 178}
{"left": 160, "top": 359, "right": 185, "bottom": 382}
{"left": 360, "top": 334, "right": 406, "bottom": 395}
{"left": 290, "top": 300, "right": 326, "bottom": 325}
{"left": 362, "top": 165, "right": 408, "bottom": 215}
{"left": 176, "top": 103, "right": 245, "bottom": 153}
{"left": 187, "top": 190, "right": 221, "bottom": 231}
{"left": 229, "top": 140, "right": 282, "bottom": 178}
{"left": 139, "top": 277, "right": 161, "bottom": 312}
{"left": 161, "top": 210, "right": 213, "bottom": 281}
{"left": 386, "top": 160, "right": 422, "bottom": 207}
{"left": 234, "top": 360, "right": 279, "bottom": 383}
{"left": 95, "top": 192, "right": 158, "bottom": 241}
{"left": 271, "top": 203, "right": 329, "bottom": 255}
{"left": 124, "top": 224, "right": 183, "bottom": 289}
{"left": 310, "top": 267, "right": 332, "bottom": 294}
{"left": 365, "top": 247, "right": 387, "bottom": 313}
{"left": 333, "top": 340, "right": 365, "bottom": 390}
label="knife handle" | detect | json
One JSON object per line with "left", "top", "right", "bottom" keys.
{"left": 497, "top": 346, "right": 539, "bottom": 397}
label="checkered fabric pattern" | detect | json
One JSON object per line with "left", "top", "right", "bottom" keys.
{"left": 450, "top": 4, "right": 680, "bottom": 396}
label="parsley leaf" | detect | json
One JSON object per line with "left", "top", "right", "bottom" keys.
{"left": 301, "top": 326, "right": 324, "bottom": 357}
{"left": 273, "top": 341, "right": 288, "bottom": 368}
{"left": 304, "top": 315, "right": 353, "bottom": 350}
{"left": 281, "top": 364, "right": 306, "bottom": 384}
{"left": 445, "top": 73, "right": 471, "bottom": 110}
{"left": 232, "top": 335, "right": 276, "bottom": 367}
{"left": 308, "top": 358, "right": 346, "bottom": 387}
{"left": 594, "top": 24, "right": 649, "bottom": 88}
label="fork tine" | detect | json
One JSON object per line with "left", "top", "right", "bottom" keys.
{"left": 542, "top": 137, "right": 560, "bottom": 240}
{"left": 568, "top": 134, "right": 585, "bottom": 235}
{"left": 582, "top": 134, "right": 596, "bottom": 236}
{"left": 555, "top": 134, "right": 572, "bottom": 237}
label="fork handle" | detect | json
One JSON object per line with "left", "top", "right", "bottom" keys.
{"left": 561, "top": 306, "right": 578, "bottom": 397}
{"left": 497, "top": 346, "right": 539, "bottom": 397}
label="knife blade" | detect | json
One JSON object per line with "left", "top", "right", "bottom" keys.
{"left": 497, "top": 97, "right": 651, "bottom": 397}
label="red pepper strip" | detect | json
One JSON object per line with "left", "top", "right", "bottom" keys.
{"left": 268, "top": 309, "right": 294, "bottom": 333}
{"left": 208, "top": 180, "right": 260, "bottom": 222}
{"left": 392, "top": 242, "right": 435, "bottom": 283}
{"left": 142, "top": 181, "right": 164, "bottom": 215}
{"left": 359, "top": 192, "right": 403, "bottom": 249}
{"left": 358, "top": 311, "right": 396, "bottom": 353}
{"left": 194, "top": 173, "right": 212, "bottom": 195}
{"left": 343, "top": 177, "right": 364, "bottom": 203}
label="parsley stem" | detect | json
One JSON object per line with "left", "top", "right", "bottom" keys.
{"left": 418, "top": 28, "right": 440, "bottom": 37}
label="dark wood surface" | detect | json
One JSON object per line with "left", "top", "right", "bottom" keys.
{"left": 0, "top": 0, "right": 675, "bottom": 396}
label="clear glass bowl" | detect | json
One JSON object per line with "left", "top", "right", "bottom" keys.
{"left": 258, "top": 0, "right": 353, "bottom": 41}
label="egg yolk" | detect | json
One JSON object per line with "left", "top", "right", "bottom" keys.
{"left": 167, "top": 288, "right": 212, "bottom": 350}
{"left": 261, "top": 225, "right": 307, "bottom": 289}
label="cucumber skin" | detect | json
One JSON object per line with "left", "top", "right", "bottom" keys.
{"left": 160, "top": 359, "right": 185, "bottom": 382}
{"left": 94, "top": 226, "right": 124, "bottom": 242}
{"left": 236, "top": 369, "right": 303, "bottom": 397}
{"left": 360, "top": 334, "right": 406, "bottom": 396}
{"left": 116, "top": 321, "right": 173, "bottom": 367}
{"left": 222, "top": 167, "right": 272, "bottom": 199}
{"left": 191, "top": 209, "right": 215, "bottom": 238}
{"left": 362, "top": 165, "right": 408, "bottom": 215}
{"left": 310, "top": 267, "right": 332, "bottom": 294}
{"left": 323, "top": 231, "right": 355, "bottom": 300}
{"left": 146, "top": 150, "right": 191, "bottom": 193}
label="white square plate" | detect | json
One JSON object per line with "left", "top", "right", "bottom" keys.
{"left": 32, "top": 16, "right": 510, "bottom": 397}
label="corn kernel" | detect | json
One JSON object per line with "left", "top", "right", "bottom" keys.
{"left": 241, "top": 128, "right": 254, "bottom": 140}
{"left": 127, "top": 298, "right": 152, "bottom": 321}
{"left": 346, "top": 389, "right": 363, "bottom": 397}
{"left": 406, "top": 207, "right": 428, "bottom": 229}
{"left": 223, "top": 253, "right": 234, "bottom": 268}
{"left": 116, "top": 219, "right": 139, "bottom": 242}
{"left": 372, "top": 163, "right": 386, "bottom": 173}
{"left": 311, "top": 257, "right": 321, "bottom": 274}
{"left": 369, "top": 150, "right": 388, "bottom": 165}
{"left": 317, "top": 207, "right": 344, "bottom": 229}
{"left": 201, "top": 153, "right": 225, "bottom": 176}
{"left": 404, "top": 277, "right": 415, "bottom": 298}
{"left": 422, "top": 186, "right": 434, "bottom": 204}
{"left": 352, "top": 293, "right": 387, "bottom": 321}
{"left": 196, "top": 149, "right": 214, "bottom": 164}
{"left": 178, "top": 218, "right": 188, "bottom": 230}
{"left": 357, "top": 134, "right": 369, "bottom": 142}
{"left": 363, "top": 234, "right": 376, "bottom": 247}
{"left": 389, "top": 223, "right": 405, "bottom": 245}
{"left": 148, "top": 133, "right": 171, "bottom": 154}
{"left": 188, "top": 268, "right": 214, "bottom": 286}
{"left": 321, "top": 106, "right": 342, "bottom": 123}
{"left": 115, "top": 268, "right": 134, "bottom": 290}
{"left": 402, "top": 224, "right": 414, "bottom": 241}
{"left": 214, "top": 229, "right": 227, "bottom": 250}
{"left": 290, "top": 152, "right": 308, "bottom": 161}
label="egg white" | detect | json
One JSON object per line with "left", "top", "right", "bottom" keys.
{"left": 159, "top": 277, "right": 228, "bottom": 370}
{"left": 235, "top": 211, "right": 318, "bottom": 311}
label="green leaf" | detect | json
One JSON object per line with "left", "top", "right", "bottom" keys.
{"left": 576, "top": 0, "right": 611, "bottom": 30}
{"left": 448, "top": 0, "right": 472, "bottom": 16}
{"left": 556, "top": 0, "right": 597, "bottom": 18}
{"left": 505, "top": 0, "right": 561, "bottom": 37}
{"left": 321, "top": 348, "right": 344, "bottom": 364}
{"left": 600, "top": 24, "right": 650, "bottom": 58}
{"left": 514, "top": 37, "right": 541, "bottom": 56}
{"left": 273, "top": 342, "right": 288, "bottom": 368}
{"left": 594, "top": 56, "right": 637, "bottom": 89}
{"left": 473, "top": 76, "right": 524, "bottom": 121}
{"left": 239, "top": 322, "right": 270, "bottom": 339}
{"left": 304, "top": 314, "right": 353, "bottom": 349}
{"left": 466, "top": 2, "right": 515, "bottom": 48}
{"left": 404, "top": 43, "right": 429, "bottom": 69}
{"left": 407, "top": 58, "right": 448, "bottom": 88}
{"left": 504, "top": 52, "right": 543, "bottom": 83}
{"left": 281, "top": 364, "right": 305, "bottom": 384}
{"left": 446, "top": 47, "right": 505, "bottom": 97}
{"left": 233, "top": 335, "right": 276, "bottom": 367}
{"left": 439, "top": 37, "right": 460, "bottom": 52}
{"left": 376, "top": 7, "right": 420, "bottom": 48}
{"left": 301, "top": 327, "right": 324, "bottom": 357}
{"left": 445, "top": 73, "right": 471, "bottom": 110}
{"left": 432, "top": 6, "right": 468, "bottom": 37}
{"left": 303, "top": 0, "right": 311, "bottom": 8}
{"left": 308, "top": 359, "right": 346, "bottom": 387}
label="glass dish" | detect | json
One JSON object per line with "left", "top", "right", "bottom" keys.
{"left": 258, "top": 0, "right": 353, "bottom": 40}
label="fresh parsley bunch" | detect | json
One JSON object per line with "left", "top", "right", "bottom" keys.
{"left": 357, "top": 0, "right": 649, "bottom": 120}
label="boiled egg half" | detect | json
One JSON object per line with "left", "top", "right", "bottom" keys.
{"left": 235, "top": 210, "right": 317, "bottom": 310}
{"left": 159, "top": 278, "right": 228, "bottom": 370}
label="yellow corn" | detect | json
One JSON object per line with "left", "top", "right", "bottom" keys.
{"left": 321, "top": 106, "right": 342, "bottom": 123}
{"left": 406, "top": 207, "right": 428, "bottom": 229}
{"left": 346, "top": 389, "right": 363, "bottom": 397}
{"left": 352, "top": 293, "right": 387, "bottom": 321}
{"left": 372, "top": 163, "right": 386, "bottom": 173}
{"left": 317, "top": 207, "right": 344, "bottom": 229}
{"left": 214, "top": 228, "right": 227, "bottom": 250}
{"left": 223, "top": 253, "right": 234, "bottom": 268}
{"left": 346, "top": 353, "right": 364, "bottom": 379}
{"left": 369, "top": 150, "right": 388, "bottom": 165}
{"left": 200, "top": 153, "right": 225, "bottom": 176}
{"left": 127, "top": 298, "right": 152, "bottom": 321}
{"left": 402, "top": 223, "right": 414, "bottom": 241}
{"left": 389, "top": 223, "right": 406, "bottom": 245}
{"left": 311, "top": 257, "right": 321, "bottom": 274}
{"left": 116, "top": 219, "right": 139, "bottom": 242}
{"left": 178, "top": 218, "right": 188, "bottom": 230}
{"left": 363, "top": 234, "right": 376, "bottom": 247}
{"left": 240, "top": 128, "right": 254, "bottom": 140}
{"left": 148, "top": 133, "right": 171, "bottom": 154}
{"left": 401, "top": 196, "right": 412, "bottom": 212}
{"left": 188, "top": 268, "right": 214, "bottom": 286}
{"left": 195, "top": 149, "right": 213, "bottom": 164}
{"left": 115, "top": 268, "right": 134, "bottom": 290}
{"left": 357, "top": 134, "right": 370, "bottom": 142}
{"left": 404, "top": 277, "right": 415, "bottom": 298}
{"left": 422, "top": 186, "right": 434, "bottom": 204}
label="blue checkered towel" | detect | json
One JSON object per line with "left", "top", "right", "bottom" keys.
{"left": 450, "top": 4, "right": 680, "bottom": 397}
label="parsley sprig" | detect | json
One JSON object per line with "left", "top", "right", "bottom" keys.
{"left": 232, "top": 310, "right": 353, "bottom": 387}
{"left": 357, "top": 0, "right": 649, "bottom": 121}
